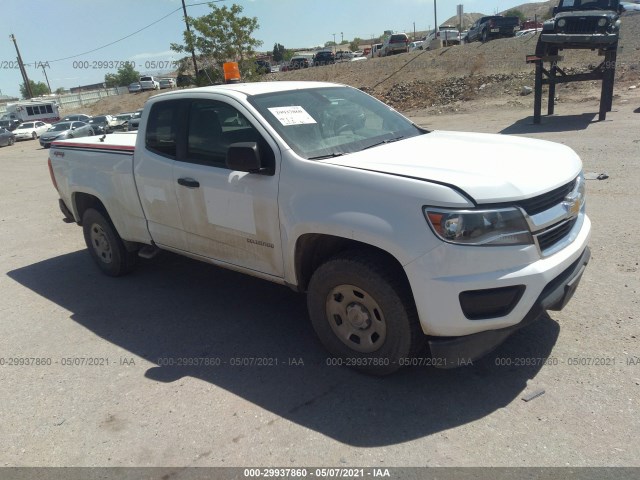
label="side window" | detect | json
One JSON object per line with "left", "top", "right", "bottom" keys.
{"left": 26, "top": 107, "right": 34, "bottom": 116}
{"left": 186, "top": 100, "right": 274, "bottom": 170}
{"left": 145, "top": 100, "right": 182, "bottom": 159}
{"left": 46, "top": 105, "right": 53, "bottom": 114}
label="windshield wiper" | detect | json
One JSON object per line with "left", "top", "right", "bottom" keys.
{"left": 307, "top": 152, "right": 348, "bottom": 160}
{"left": 362, "top": 136, "right": 405, "bottom": 151}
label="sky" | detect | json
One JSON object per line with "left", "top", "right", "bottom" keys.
{"left": 0, "top": 0, "right": 548, "bottom": 99}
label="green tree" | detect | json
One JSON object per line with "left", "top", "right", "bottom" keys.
{"left": 19, "top": 80, "right": 49, "bottom": 99}
{"left": 104, "top": 62, "right": 140, "bottom": 87}
{"left": 54, "top": 87, "right": 66, "bottom": 95}
{"left": 504, "top": 8, "right": 526, "bottom": 22}
{"left": 324, "top": 41, "right": 337, "bottom": 48}
{"left": 350, "top": 38, "right": 363, "bottom": 51}
{"left": 272, "top": 43, "right": 286, "bottom": 62}
{"left": 170, "top": 3, "right": 262, "bottom": 84}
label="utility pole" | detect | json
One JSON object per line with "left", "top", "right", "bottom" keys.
{"left": 434, "top": 0, "right": 438, "bottom": 32}
{"left": 332, "top": 33, "right": 336, "bottom": 52}
{"left": 341, "top": 32, "right": 344, "bottom": 44}
{"left": 41, "top": 64, "right": 52, "bottom": 94}
{"left": 413, "top": 22, "right": 416, "bottom": 40}
{"left": 181, "top": 0, "right": 199, "bottom": 78}
{"left": 10, "top": 34, "right": 33, "bottom": 99}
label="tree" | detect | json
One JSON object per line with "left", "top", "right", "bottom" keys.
{"left": 273, "top": 43, "right": 286, "bottom": 62}
{"left": 54, "top": 87, "right": 66, "bottom": 95}
{"left": 504, "top": 8, "right": 526, "bottom": 22}
{"left": 324, "top": 41, "right": 337, "bottom": 48}
{"left": 19, "top": 80, "right": 49, "bottom": 99}
{"left": 104, "top": 62, "right": 140, "bottom": 87}
{"left": 170, "top": 3, "right": 262, "bottom": 84}
{"left": 350, "top": 38, "right": 364, "bottom": 51}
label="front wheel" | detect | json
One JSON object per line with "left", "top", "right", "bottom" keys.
{"left": 8, "top": 137, "right": 15, "bottom": 146}
{"left": 82, "top": 208, "right": 137, "bottom": 277}
{"left": 307, "top": 250, "right": 424, "bottom": 375}
{"left": 32, "top": 132, "right": 37, "bottom": 140}
{"left": 482, "top": 30, "right": 489, "bottom": 42}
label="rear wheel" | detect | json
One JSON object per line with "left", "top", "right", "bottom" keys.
{"left": 482, "top": 29, "right": 489, "bottom": 42}
{"left": 307, "top": 250, "right": 424, "bottom": 375}
{"left": 31, "top": 132, "right": 37, "bottom": 139}
{"left": 82, "top": 208, "right": 137, "bottom": 277}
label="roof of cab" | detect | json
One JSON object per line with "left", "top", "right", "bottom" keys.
{"left": 151, "top": 81, "right": 344, "bottom": 100}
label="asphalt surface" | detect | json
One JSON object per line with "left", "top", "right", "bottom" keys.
{"left": 0, "top": 96, "right": 638, "bottom": 468}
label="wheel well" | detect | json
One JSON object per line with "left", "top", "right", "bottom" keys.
{"left": 73, "top": 193, "right": 107, "bottom": 225}
{"left": 294, "top": 234, "right": 409, "bottom": 293}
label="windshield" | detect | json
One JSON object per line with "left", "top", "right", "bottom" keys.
{"left": 248, "top": 86, "right": 426, "bottom": 160}
{"left": 50, "top": 122, "right": 72, "bottom": 131}
{"left": 91, "top": 116, "right": 107, "bottom": 123}
{"left": 140, "top": 77, "right": 152, "bottom": 81}
{"left": 558, "top": 0, "right": 619, "bottom": 9}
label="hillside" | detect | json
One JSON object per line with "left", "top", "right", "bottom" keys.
{"left": 84, "top": 10, "right": 640, "bottom": 117}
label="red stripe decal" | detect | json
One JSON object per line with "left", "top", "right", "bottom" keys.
{"left": 51, "top": 141, "right": 135, "bottom": 152}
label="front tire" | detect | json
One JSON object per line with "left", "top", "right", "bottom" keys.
{"left": 307, "top": 250, "right": 424, "bottom": 375}
{"left": 82, "top": 208, "right": 137, "bottom": 277}
{"left": 482, "top": 30, "right": 489, "bottom": 42}
{"left": 32, "top": 132, "right": 37, "bottom": 140}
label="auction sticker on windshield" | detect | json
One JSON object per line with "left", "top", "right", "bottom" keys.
{"left": 267, "top": 106, "right": 317, "bottom": 126}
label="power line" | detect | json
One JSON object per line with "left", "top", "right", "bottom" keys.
{"left": 30, "top": 1, "right": 221, "bottom": 65}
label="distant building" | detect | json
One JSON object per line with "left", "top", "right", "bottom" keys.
{"left": 69, "top": 82, "right": 108, "bottom": 94}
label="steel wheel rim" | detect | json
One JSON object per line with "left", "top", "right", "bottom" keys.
{"left": 90, "top": 223, "right": 113, "bottom": 264}
{"left": 325, "top": 284, "right": 387, "bottom": 353}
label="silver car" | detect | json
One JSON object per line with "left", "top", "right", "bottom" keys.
{"left": 39, "top": 121, "right": 94, "bottom": 148}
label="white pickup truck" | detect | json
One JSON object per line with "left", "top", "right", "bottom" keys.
{"left": 48, "top": 81, "right": 591, "bottom": 374}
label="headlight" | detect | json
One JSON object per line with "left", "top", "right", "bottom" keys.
{"left": 557, "top": 18, "right": 566, "bottom": 28}
{"left": 598, "top": 18, "right": 608, "bottom": 27}
{"left": 424, "top": 207, "right": 533, "bottom": 246}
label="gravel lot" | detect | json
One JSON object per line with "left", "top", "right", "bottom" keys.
{"left": 0, "top": 92, "right": 638, "bottom": 469}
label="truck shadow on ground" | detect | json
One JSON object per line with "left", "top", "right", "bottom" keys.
{"left": 500, "top": 112, "right": 599, "bottom": 134}
{"left": 8, "top": 250, "right": 560, "bottom": 447}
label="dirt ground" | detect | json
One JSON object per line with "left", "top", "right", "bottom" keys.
{"left": 0, "top": 83, "right": 638, "bottom": 468}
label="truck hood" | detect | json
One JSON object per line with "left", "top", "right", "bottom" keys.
{"left": 321, "top": 130, "right": 582, "bottom": 203}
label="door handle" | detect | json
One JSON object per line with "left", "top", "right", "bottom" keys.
{"left": 177, "top": 178, "right": 200, "bottom": 188}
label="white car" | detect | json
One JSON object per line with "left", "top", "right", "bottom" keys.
{"left": 409, "top": 41, "right": 424, "bottom": 52}
{"left": 13, "top": 121, "right": 51, "bottom": 141}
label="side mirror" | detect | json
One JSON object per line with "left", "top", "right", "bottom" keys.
{"left": 226, "top": 142, "right": 268, "bottom": 174}
{"left": 552, "top": 6, "right": 558, "bottom": 16}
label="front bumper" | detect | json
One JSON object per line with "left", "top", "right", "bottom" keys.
{"left": 15, "top": 133, "right": 33, "bottom": 140}
{"left": 427, "top": 246, "right": 590, "bottom": 367}
{"left": 540, "top": 33, "right": 618, "bottom": 45}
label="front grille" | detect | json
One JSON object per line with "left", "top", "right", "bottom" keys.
{"left": 514, "top": 179, "right": 576, "bottom": 216}
{"left": 562, "top": 17, "right": 600, "bottom": 34}
{"left": 536, "top": 218, "right": 577, "bottom": 251}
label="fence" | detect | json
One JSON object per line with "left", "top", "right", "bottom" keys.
{"left": 0, "top": 86, "right": 128, "bottom": 116}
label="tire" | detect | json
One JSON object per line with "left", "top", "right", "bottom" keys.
{"left": 482, "top": 30, "right": 488, "bottom": 42}
{"left": 8, "top": 137, "right": 14, "bottom": 146}
{"left": 82, "top": 208, "right": 137, "bottom": 277}
{"left": 307, "top": 250, "right": 424, "bottom": 375}
{"left": 32, "top": 132, "right": 37, "bottom": 140}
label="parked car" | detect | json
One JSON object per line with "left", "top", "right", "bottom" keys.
{"left": 335, "top": 50, "right": 354, "bottom": 61}
{"left": 126, "top": 109, "right": 143, "bottom": 132}
{"left": 61, "top": 114, "right": 91, "bottom": 122}
{"left": 12, "top": 121, "right": 51, "bottom": 141}
{"left": 424, "top": 26, "right": 461, "bottom": 47}
{"left": 381, "top": 33, "right": 409, "bottom": 56}
{"left": 255, "top": 60, "right": 272, "bottom": 74}
{"left": 158, "top": 78, "right": 176, "bottom": 89}
{"left": 111, "top": 113, "right": 134, "bottom": 132}
{"left": 0, "top": 127, "right": 16, "bottom": 147}
{"left": 39, "top": 121, "right": 94, "bottom": 148}
{"left": 128, "top": 82, "right": 142, "bottom": 93}
{"left": 86, "top": 115, "right": 116, "bottom": 134}
{"left": 49, "top": 81, "right": 591, "bottom": 375}
{"left": 408, "top": 41, "right": 424, "bottom": 52}
{"left": 139, "top": 76, "right": 160, "bottom": 91}
{"left": 537, "top": 0, "right": 622, "bottom": 53}
{"left": 290, "top": 56, "right": 311, "bottom": 69}
{"left": 313, "top": 51, "right": 335, "bottom": 66}
{"left": 369, "top": 43, "right": 384, "bottom": 58}
{"left": 467, "top": 16, "right": 520, "bottom": 43}
{"left": 0, "top": 119, "right": 21, "bottom": 131}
